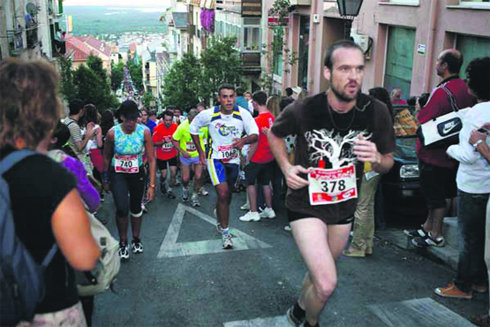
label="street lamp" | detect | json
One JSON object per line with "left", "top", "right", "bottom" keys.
{"left": 336, "top": 0, "right": 363, "bottom": 39}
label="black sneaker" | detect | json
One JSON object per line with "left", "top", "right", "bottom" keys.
{"left": 118, "top": 242, "right": 129, "bottom": 260}
{"left": 412, "top": 233, "right": 445, "bottom": 248}
{"left": 287, "top": 305, "right": 304, "bottom": 327}
{"left": 131, "top": 238, "right": 144, "bottom": 254}
{"left": 404, "top": 226, "right": 428, "bottom": 238}
{"left": 160, "top": 182, "right": 167, "bottom": 195}
{"left": 167, "top": 190, "right": 176, "bottom": 199}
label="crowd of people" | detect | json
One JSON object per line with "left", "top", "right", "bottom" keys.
{"left": 1, "top": 39, "right": 489, "bottom": 327}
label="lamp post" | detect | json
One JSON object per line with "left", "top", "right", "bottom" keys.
{"left": 336, "top": 0, "right": 363, "bottom": 39}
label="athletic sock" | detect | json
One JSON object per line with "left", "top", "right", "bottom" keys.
{"left": 293, "top": 302, "right": 305, "bottom": 320}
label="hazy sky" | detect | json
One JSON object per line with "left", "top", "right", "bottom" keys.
{"left": 64, "top": 0, "right": 170, "bottom": 7}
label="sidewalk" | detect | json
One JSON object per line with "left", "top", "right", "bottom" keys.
{"left": 376, "top": 217, "right": 459, "bottom": 270}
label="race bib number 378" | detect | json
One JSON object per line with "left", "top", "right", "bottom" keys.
{"left": 308, "top": 165, "right": 357, "bottom": 206}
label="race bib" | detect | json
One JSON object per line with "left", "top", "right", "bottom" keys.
{"left": 114, "top": 154, "right": 139, "bottom": 173}
{"left": 186, "top": 142, "right": 197, "bottom": 152}
{"left": 217, "top": 144, "right": 238, "bottom": 161}
{"left": 308, "top": 165, "right": 357, "bottom": 206}
{"left": 162, "top": 142, "right": 173, "bottom": 152}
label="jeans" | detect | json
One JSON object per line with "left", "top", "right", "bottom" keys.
{"left": 454, "top": 189, "right": 489, "bottom": 293}
{"left": 351, "top": 173, "right": 381, "bottom": 252}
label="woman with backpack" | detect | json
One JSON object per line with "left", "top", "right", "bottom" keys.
{"left": 0, "top": 59, "right": 100, "bottom": 326}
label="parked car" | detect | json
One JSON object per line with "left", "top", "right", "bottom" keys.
{"left": 375, "top": 107, "right": 427, "bottom": 227}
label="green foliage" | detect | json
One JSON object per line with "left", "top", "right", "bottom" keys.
{"left": 269, "top": 0, "right": 291, "bottom": 25}
{"left": 162, "top": 53, "right": 201, "bottom": 109}
{"left": 87, "top": 54, "right": 107, "bottom": 82}
{"left": 58, "top": 56, "right": 78, "bottom": 103}
{"left": 199, "top": 37, "right": 242, "bottom": 102}
{"left": 111, "top": 61, "right": 124, "bottom": 91}
{"left": 142, "top": 92, "right": 156, "bottom": 108}
{"left": 127, "top": 56, "right": 143, "bottom": 92}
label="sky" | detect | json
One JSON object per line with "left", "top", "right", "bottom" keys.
{"left": 64, "top": 0, "right": 171, "bottom": 7}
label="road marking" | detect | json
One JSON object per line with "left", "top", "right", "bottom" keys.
{"left": 157, "top": 203, "right": 272, "bottom": 258}
{"left": 368, "top": 297, "right": 474, "bottom": 327}
{"left": 223, "top": 315, "right": 287, "bottom": 327}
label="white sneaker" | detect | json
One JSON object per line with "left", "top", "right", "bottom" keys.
{"left": 284, "top": 225, "right": 292, "bottom": 232}
{"left": 240, "top": 202, "right": 250, "bottom": 211}
{"left": 191, "top": 193, "right": 200, "bottom": 207}
{"left": 199, "top": 187, "right": 209, "bottom": 196}
{"left": 239, "top": 211, "right": 260, "bottom": 222}
{"left": 259, "top": 207, "right": 276, "bottom": 219}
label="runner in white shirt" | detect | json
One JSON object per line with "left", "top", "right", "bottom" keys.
{"left": 190, "top": 84, "right": 259, "bottom": 249}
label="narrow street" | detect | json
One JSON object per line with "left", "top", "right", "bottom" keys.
{"left": 93, "top": 188, "right": 486, "bottom": 327}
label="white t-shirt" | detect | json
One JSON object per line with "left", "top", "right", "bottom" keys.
{"left": 190, "top": 106, "right": 258, "bottom": 164}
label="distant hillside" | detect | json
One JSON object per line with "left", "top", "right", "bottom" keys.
{"left": 64, "top": 6, "right": 168, "bottom": 36}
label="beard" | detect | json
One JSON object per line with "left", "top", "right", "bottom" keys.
{"left": 331, "top": 83, "right": 360, "bottom": 102}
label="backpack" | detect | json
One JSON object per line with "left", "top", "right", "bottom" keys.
{"left": 0, "top": 150, "right": 58, "bottom": 326}
{"left": 76, "top": 211, "right": 120, "bottom": 296}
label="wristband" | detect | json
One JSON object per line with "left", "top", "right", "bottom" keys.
{"left": 473, "top": 139, "right": 484, "bottom": 149}
{"left": 150, "top": 184, "right": 156, "bottom": 188}
{"left": 101, "top": 171, "right": 109, "bottom": 184}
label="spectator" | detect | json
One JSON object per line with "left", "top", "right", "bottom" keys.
{"left": 196, "top": 102, "right": 206, "bottom": 113}
{"left": 343, "top": 86, "right": 392, "bottom": 257}
{"left": 285, "top": 87, "right": 293, "bottom": 98}
{"left": 100, "top": 109, "right": 115, "bottom": 140}
{"left": 140, "top": 108, "right": 156, "bottom": 134}
{"left": 236, "top": 88, "right": 253, "bottom": 114}
{"left": 0, "top": 58, "right": 99, "bottom": 325}
{"left": 406, "top": 49, "right": 476, "bottom": 248}
{"left": 391, "top": 87, "right": 407, "bottom": 105}
{"left": 418, "top": 92, "right": 430, "bottom": 109}
{"left": 434, "top": 57, "right": 490, "bottom": 301}
{"left": 82, "top": 104, "right": 103, "bottom": 179}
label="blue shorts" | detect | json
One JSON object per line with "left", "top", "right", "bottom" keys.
{"left": 180, "top": 156, "right": 200, "bottom": 166}
{"left": 207, "top": 159, "right": 239, "bottom": 186}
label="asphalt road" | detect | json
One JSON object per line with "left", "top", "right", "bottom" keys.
{"left": 92, "top": 185, "right": 486, "bottom": 327}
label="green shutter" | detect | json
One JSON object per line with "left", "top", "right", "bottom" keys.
{"left": 456, "top": 35, "right": 490, "bottom": 77}
{"left": 384, "top": 26, "right": 415, "bottom": 99}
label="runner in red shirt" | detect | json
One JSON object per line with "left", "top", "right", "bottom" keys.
{"left": 152, "top": 110, "right": 178, "bottom": 198}
{"left": 239, "top": 91, "right": 276, "bottom": 222}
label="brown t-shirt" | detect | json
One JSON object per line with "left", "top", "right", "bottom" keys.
{"left": 271, "top": 92, "right": 395, "bottom": 224}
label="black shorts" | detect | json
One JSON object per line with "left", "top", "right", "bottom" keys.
{"left": 244, "top": 161, "right": 272, "bottom": 186}
{"left": 157, "top": 157, "right": 178, "bottom": 170}
{"left": 419, "top": 160, "right": 457, "bottom": 209}
{"left": 287, "top": 209, "right": 354, "bottom": 225}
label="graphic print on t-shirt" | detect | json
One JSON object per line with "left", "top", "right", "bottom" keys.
{"left": 305, "top": 129, "right": 371, "bottom": 168}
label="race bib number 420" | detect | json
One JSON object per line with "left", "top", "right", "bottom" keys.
{"left": 114, "top": 154, "right": 139, "bottom": 173}
{"left": 308, "top": 165, "right": 357, "bottom": 206}
{"left": 217, "top": 144, "right": 238, "bottom": 161}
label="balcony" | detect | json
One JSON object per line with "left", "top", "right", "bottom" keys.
{"left": 6, "top": 29, "right": 24, "bottom": 57}
{"left": 241, "top": 53, "right": 261, "bottom": 74}
{"left": 290, "top": 0, "right": 311, "bottom": 5}
{"left": 52, "top": 39, "right": 66, "bottom": 57}
{"left": 242, "top": 0, "right": 262, "bottom": 16}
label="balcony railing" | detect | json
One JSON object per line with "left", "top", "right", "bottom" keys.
{"left": 241, "top": 53, "right": 261, "bottom": 73}
{"left": 6, "top": 29, "right": 24, "bottom": 56}
{"left": 26, "top": 26, "right": 39, "bottom": 49}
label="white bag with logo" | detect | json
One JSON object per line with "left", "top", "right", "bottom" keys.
{"left": 417, "top": 84, "right": 470, "bottom": 148}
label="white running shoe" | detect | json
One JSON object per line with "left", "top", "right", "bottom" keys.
{"left": 222, "top": 233, "right": 233, "bottom": 249}
{"left": 182, "top": 187, "right": 189, "bottom": 201}
{"left": 239, "top": 211, "right": 261, "bottom": 222}
{"left": 199, "top": 187, "right": 209, "bottom": 196}
{"left": 240, "top": 202, "right": 250, "bottom": 211}
{"left": 191, "top": 193, "right": 200, "bottom": 207}
{"left": 259, "top": 207, "right": 276, "bottom": 219}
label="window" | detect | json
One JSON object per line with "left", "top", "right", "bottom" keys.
{"left": 459, "top": 0, "right": 490, "bottom": 8}
{"left": 272, "top": 31, "right": 283, "bottom": 77}
{"left": 242, "top": 26, "right": 260, "bottom": 52}
{"left": 379, "top": 0, "right": 419, "bottom": 5}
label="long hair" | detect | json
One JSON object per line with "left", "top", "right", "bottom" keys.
{"left": 266, "top": 95, "right": 281, "bottom": 118}
{"left": 0, "top": 58, "right": 62, "bottom": 149}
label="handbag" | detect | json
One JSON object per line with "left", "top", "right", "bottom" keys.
{"left": 417, "top": 84, "right": 469, "bottom": 148}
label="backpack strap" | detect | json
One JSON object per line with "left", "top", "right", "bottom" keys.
{"left": 0, "top": 149, "right": 37, "bottom": 175}
{"left": 441, "top": 84, "right": 459, "bottom": 112}
{"left": 41, "top": 244, "right": 58, "bottom": 268}
{"left": 232, "top": 106, "right": 242, "bottom": 121}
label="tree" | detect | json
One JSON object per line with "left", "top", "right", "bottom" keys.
{"left": 199, "top": 37, "right": 242, "bottom": 102}
{"left": 58, "top": 56, "right": 78, "bottom": 103}
{"left": 142, "top": 92, "right": 155, "bottom": 108}
{"left": 87, "top": 54, "right": 108, "bottom": 82}
{"left": 127, "top": 56, "right": 143, "bottom": 92}
{"left": 162, "top": 53, "right": 201, "bottom": 109}
{"left": 111, "top": 61, "right": 125, "bottom": 91}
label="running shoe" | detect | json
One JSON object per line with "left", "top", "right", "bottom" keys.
{"left": 216, "top": 222, "right": 223, "bottom": 234}
{"left": 199, "top": 187, "right": 209, "bottom": 196}
{"left": 434, "top": 283, "right": 472, "bottom": 299}
{"left": 222, "top": 232, "right": 233, "bottom": 249}
{"left": 182, "top": 187, "right": 189, "bottom": 201}
{"left": 131, "top": 239, "right": 143, "bottom": 254}
{"left": 167, "top": 188, "right": 176, "bottom": 199}
{"left": 240, "top": 202, "right": 250, "bottom": 211}
{"left": 284, "top": 225, "right": 292, "bottom": 232}
{"left": 259, "top": 207, "right": 276, "bottom": 219}
{"left": 286, "top": 305, "right": 304, "bottom": 327}
{"left": 239, "top": 211, "right": 261, "bottom": 222}
{"left": 118, "top": 243, "right": 130, "bottom": 260}
{"left": 191, "top": 194, "right": 200, "bottom": 207}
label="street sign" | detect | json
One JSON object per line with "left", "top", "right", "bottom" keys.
{"left": 417, "top": 44, "right": 426, "bottom": 54}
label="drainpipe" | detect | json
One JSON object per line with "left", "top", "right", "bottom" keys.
{"left": 307, "top": 0, "right": 320, "bottom": 94}
{"left": 422, "top": 0, "right": 438, "bottom": 93}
